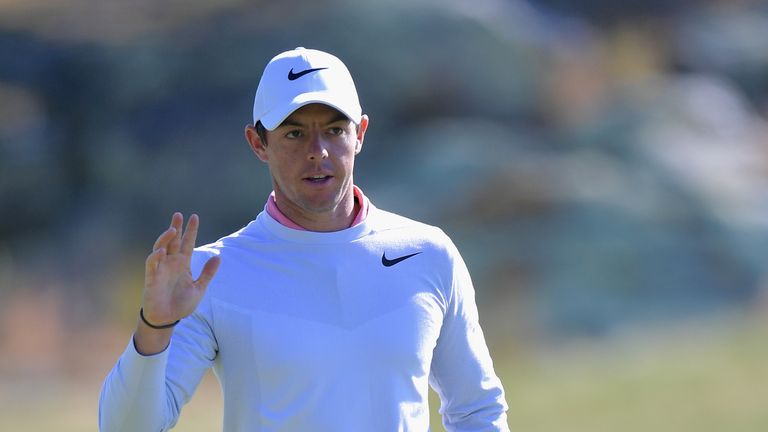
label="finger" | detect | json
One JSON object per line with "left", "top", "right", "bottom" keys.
{"left": 180, "top": 214, "right": 199, "bottom": 256}
{"left": 194, "top": 256, "right": 221, "bottom": 290}
{"left": 145, "top": 247, "right": 166, "bottom": 280}
{"left": 169, "top": 212, "right": 183, "bottom": 230}
{"left": 153, "top": 227, "right": 177, "bottom": 252}
{"left": 168, "top": 212, "right": 184, "bottom": 255}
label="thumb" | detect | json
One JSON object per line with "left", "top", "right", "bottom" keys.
{"left": 195, "top": 255, "right": 221, "bottom": 290}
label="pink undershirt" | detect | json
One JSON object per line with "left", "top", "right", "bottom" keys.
{"left": 266, "top": 185, "right": 370, "bottom": 231}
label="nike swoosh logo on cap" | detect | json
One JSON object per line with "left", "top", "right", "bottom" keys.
{"left": 288, "top": 67, "right": 328, "bottom": 81}
{"left": 381, "top": 252, "right": 421, "bottom": 267}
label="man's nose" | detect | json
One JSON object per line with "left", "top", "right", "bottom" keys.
{"left": 307, "top": 133, "right": 329, "bottom": 161}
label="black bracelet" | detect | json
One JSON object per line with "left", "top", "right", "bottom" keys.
{"left": 140, "top": 308, "right": 180, "bottom": 329}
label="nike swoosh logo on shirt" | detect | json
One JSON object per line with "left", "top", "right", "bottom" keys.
{"left": 287, "top": 67, "right": 328, "bottom": 81}
{"left": 381, "top": 252, "right": 421, "bottom": 267}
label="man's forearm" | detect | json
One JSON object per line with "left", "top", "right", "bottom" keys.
{"left": 98, "top": 337, "right": 176, "bottom": 432}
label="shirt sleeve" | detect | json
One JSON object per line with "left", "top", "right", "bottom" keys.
{"left": 98, "top": 252, "right": 219, "bottom": 432}
{"left": 428, "top": 238, "right": 510, "bottom": 432}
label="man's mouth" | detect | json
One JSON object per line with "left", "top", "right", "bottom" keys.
{"left": 304, "top": 174, "right": 332, "bottom": 183}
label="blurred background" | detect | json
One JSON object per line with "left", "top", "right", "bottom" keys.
{"left": 1, "top": 0, "right": 767, "bottom": 430}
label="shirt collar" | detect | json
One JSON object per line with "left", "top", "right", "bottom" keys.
{"left": 265, "top": 185, "right": 369, "bottom": 231}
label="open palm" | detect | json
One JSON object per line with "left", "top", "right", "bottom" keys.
{"left": 142, "top": 213, "right": 220, "bottom": 326}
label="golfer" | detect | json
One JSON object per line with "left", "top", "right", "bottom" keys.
{"left": 99, "top": 47, "right": 509, "bottom": 431}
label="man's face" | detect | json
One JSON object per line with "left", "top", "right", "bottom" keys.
{"left": 248, "top": 103, "right": 368, "bottom": 225}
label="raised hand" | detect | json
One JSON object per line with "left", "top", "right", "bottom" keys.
{"left": 135, "top": 213, "right": 220, "bottom": 354}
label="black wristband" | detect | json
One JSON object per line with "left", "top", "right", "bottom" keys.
{"left": 140, "top": 308, "right": 180, "bottom": 329}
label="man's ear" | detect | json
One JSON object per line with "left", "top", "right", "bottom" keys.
{"left": 245, "top": 125, "right": 268, "bottom": 162}
{"left": 355, "top": 114, "right": 369, "bottom": 155}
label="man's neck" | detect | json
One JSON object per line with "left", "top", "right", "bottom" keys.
{"left": 271, "top": 188, "right": 359, "bottom": 232}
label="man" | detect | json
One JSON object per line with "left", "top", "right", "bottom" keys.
{"left": 99, "top": 47, "right": 508, "bottom": 431}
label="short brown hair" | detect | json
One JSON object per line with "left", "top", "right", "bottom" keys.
{"left": 255, "top": 121, "right": 268, "bottom": 145}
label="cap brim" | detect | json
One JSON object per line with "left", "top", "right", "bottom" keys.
{"left": 260, "top": 91, "right": 362, "bottom": 131}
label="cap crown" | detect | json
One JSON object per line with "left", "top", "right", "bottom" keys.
{"left": 253, "top": 47, "right": 362, "bottom": 130}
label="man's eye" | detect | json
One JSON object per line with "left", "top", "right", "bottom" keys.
{"left": 285, "top": 130, "right": 302, "bottom": 139}
{"left": 328, "top": 127, "right": 344, "bottom": 136}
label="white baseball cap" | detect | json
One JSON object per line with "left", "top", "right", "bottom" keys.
{"left": 252, "top": 47, "right": 362, "bottom": 131}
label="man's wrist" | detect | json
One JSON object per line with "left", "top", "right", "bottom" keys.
{"left": 133, "top": 323, "right": 174, "bottom": 356}
{"left": 139, "top": 307, "right": 180, "bottom": 329}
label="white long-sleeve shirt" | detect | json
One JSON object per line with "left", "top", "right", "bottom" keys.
{"left": 99, "top": 201, "right": 509, "bottom": 431}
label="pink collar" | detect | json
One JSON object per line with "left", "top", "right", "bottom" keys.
{"left": 266, "top": 186, "right": 369, "bottom": 231}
